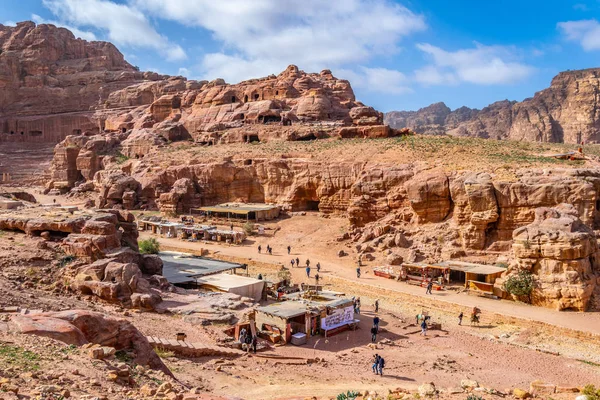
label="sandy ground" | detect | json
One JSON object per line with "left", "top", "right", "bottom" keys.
{"left": 2, "top": 191, "right": 600, "bottom": 399}
{"left": 140, "top": 213, "right": 600, "bottom": 337}
{"left": 129, "top": 213, "right": 600, "bottom": 399}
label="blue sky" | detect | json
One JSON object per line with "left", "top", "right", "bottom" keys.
{"left": 2, "top": 0, "right": 600, "bottom": 112}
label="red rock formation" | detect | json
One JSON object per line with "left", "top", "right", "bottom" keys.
{"left": 0, "top": 207, "right": 162, "bottom": 309}
{"left": 1, "top": 22, "right": 392, "bottom": 147}
{"left": 13, "top": 310, "right": 170, "bottom": 373}
{"left": 496, "top": 204, "right": 600, "bottom": 311}
{"left": 0, "top": 22, "right": 155, "bottom": 143}
{"left": 385, "top": 68, "right": 600, "bottom": 143}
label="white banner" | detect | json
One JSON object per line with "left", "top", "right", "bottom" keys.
{"left": 321, "top": 306, "right": 354, "bottom": 330}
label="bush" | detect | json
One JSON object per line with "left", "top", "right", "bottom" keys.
{"left": 243, "top": 222, "right": 255, "bottom": 236}
{"left": 139, "top": 238, "right": 160, "bottom": 254}
{"left": 337, "top": 391, "right": 359, "bottom": 400}
{"left": 466, "top": 395, "right": 484, "bottom": 400}
{"left": 583, "top": 385, "right": 600, "bottom": 400}
{"left": 503, "top": 270, "right": 534, "bottom": 302}
{"left": 58, "top": 255, "right": 77, "bottom": 268}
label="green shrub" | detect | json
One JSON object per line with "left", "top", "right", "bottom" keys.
{"left": 243, "top": 222, "right": 255, "bottom": 236}
{"left": 58, "top": 255, "right": 76, "bottom": 267}
{"left": 337, "top": 391, "right": 359, "bottom": 400}
{"left": 583, "top": 385, "right": 600, "bottom": 400}
{"left": 139, "top": 238, "right": 160, "bottom": 254}
{"left": 115, "top": 151, "right": 130, "bottom": 164}
{"left": 466, "top": 395, "right": 484, "bottom": 400}
{"left": 503, "top": 270, "right": 534, "bottom": 302}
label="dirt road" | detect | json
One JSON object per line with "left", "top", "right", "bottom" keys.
{"left": 140, "top": 213, "right": 600, "bottom": 337}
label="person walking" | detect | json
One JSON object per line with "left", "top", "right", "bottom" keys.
{"left": 296, "top": 257, "right": 300, "bottom": 268}
{"left": 356, "top": 266, "right": 361, "bottom": 278}
{"left": 291, "top": 259, "right": 295, "bottom": 268}
{"left": 268, "top": 246, "right": 272, "bottom": 255}
{"left": 373, "top": 316, "right": 380, "bottom": 331}
{"left": 251, "top": 335, "right": 257, "bottom": 354}
{"left": 315, "top": 273, "right": 320, "bottom": 285}
{"left": 257, "top": 245, "right": 261, "bottom": 254}
{"left": 371, "top": 325, "right": 378, "bottom": 343}
{"left": 316, "top": 262, "right": 321, "bottom": 272}
{"left": 245, "top": 334, "right": 252, "bottom": 353}
{"left": 374, "top": 299, "right": 379, "bottom": 313}
{"left": 426, "top": 280, "right": 433, "bottom": 295}
{"left": 372, "top": 354, "right": 380, "bottom": 374}
{"left": 306, "top": 259, "right": 310, "bottom": 268}
{"left": 356, "top": 298, "right": 361, "bottom": 314}
{"left": 239, "top": 328, "right": 247, "bottom": 347}
{"left": 287, "top": 245, "right": 291, "bottom": 255}
{"left": 421, "top": 319, "right": 428, "bottom": 336}
{"left": 306, "top": 266, "right": 311, "bottom": 278}
{"left": 458, "top": 312, "right": 464, "bottom": 326}
{"left": 377, "top": 355, "right": 385, "bottom": 376}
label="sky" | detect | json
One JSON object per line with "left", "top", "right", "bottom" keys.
{"left": 1, "top": 0, "right": 600, "bottom": 112}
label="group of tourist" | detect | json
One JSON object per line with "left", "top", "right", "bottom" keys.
{"left": 257, "top": 244, "right": 273, "bottom": 255}
{"left": 238, "top": 327, "right": 258, "bottom": 354}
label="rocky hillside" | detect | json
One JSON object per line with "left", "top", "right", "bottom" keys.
{"left": 385, "top": 67, "right": 600, "bottom": 144}
{"left": 0, "top": 21, "right": 165, "bottom": 142}
{"left": 0, "top": 21, "right": 392, "bottom": 145}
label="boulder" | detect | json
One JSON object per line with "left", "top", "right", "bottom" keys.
{"left": 141, "top": 254, "right": 163, "bottom": 275}
{"left": 12, "top": 310, "right": 171, "bottom": 375}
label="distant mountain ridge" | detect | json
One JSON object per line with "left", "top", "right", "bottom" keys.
{"left": 385, "top": 68, "right": 600, "bottom": 144}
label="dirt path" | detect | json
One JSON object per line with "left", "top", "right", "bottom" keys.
{"left": 141, "top": 213, "right": 600, "bottom": 337}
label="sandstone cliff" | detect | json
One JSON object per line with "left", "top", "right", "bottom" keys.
{"left": 385, "top": 67, "right": 600, "bottom": 143}
{"left": 0, "top": 21, "right": 163, "bottom": 143}
{"left": 0, "top": 22, "right": 392, "bottom": 146}
{"left": 496, "top": 204, "right": 600, "bottom": 311}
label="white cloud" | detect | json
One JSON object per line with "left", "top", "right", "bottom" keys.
{"left": 177, "top": 67, "right": 191, "bottom": 77}
{"left": 42, "top": 0, "right": 187, "bottom": 61}
{"left": 338, "top": 67, "right": 412, "bottom": 94}
{"left": 414, "top": 65, "right": 458, "bottom": 86}
{"left": 3, "top": 21, "right": 17, "bottom": 27}
{"left": 31, "top": 14, "right": 97, "bottom": 41}
{"left": 558, "top": 19, "right": 600, "bottom": 51}
{"left": 415, "top": 43, "right": 535, "bottom": 85}
{"left": 132, "top": 0, "right": 426, "bottom": 84}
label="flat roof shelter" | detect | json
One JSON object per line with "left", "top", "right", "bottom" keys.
{"left": 160, "top": 252, "right": 247, "bottom": 287}
{"left": 193, "top": 203, "right": 280, "bottom": 222}
{"left": 255, "top": 291, "right": 356, "bottom": 344}
{"left": 196, "top": 273, "right": 265, "bottom": 301}
{"left": 376, "top": 261, "right": 506, "bottom": 294}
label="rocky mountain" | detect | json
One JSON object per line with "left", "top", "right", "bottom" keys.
{"left": 385, "top": 67, "right": 600, "bottom": 144}
{"left": 0, "top": 21, "right": 167, "bottom": 142}
{"left": 0, "top": 21, "right": 391, "bottom": 145}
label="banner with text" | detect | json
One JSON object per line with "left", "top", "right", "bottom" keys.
{"left": 321, "top": 306, "right": 354, "bottom": 330}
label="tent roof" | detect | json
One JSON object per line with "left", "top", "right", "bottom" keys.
{"left": 196, "top": 273, "right": 263, "bottom": 290}
{"left": 466, "top": 265, "right": 507, "bottom": 275}
{"left": 160, "top": 252, "right": 245, "bottom": 284}
{"left": 256, "top": 302, "right": 310, "bottom": 319}
{"left": 194, "top": 203, "right": 280, "bottom": 214}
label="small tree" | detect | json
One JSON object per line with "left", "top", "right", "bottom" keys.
{"left": 277, "top": 268, "right": 291, "bottom": 284}
{"left": 503, "top": 270, "right": 534, "bottom": 303}
{"left": 243, "top": 221, "right": 255, "bottom": 236}
{"left": 583, "top": 385, "right": 600, "bottom": 400}
{"left": 139, "top": 238, "right": 160, "bottom": 254}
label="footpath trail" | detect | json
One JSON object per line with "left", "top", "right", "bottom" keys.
{"left": 141, "top": 218, "right": 600, "bottom": 337}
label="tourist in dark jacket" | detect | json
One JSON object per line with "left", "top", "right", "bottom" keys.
{"left": 371, "top": 325, "right": 378, "bottom": 343}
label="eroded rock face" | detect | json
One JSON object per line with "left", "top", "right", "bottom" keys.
{"left": 0, "top": 22, "right": 157, "bottom": 143}
{"left": 0, "top": 207, "right": 162, "bottom": 309}
{"left": 12, "top": 310, "right": 170, "bottom": 373}
{"left": 385, "top": 68, "right": 600, "bottom": 144}
{"left": 496, "top": 204, "right": 600, "bottom": 311}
